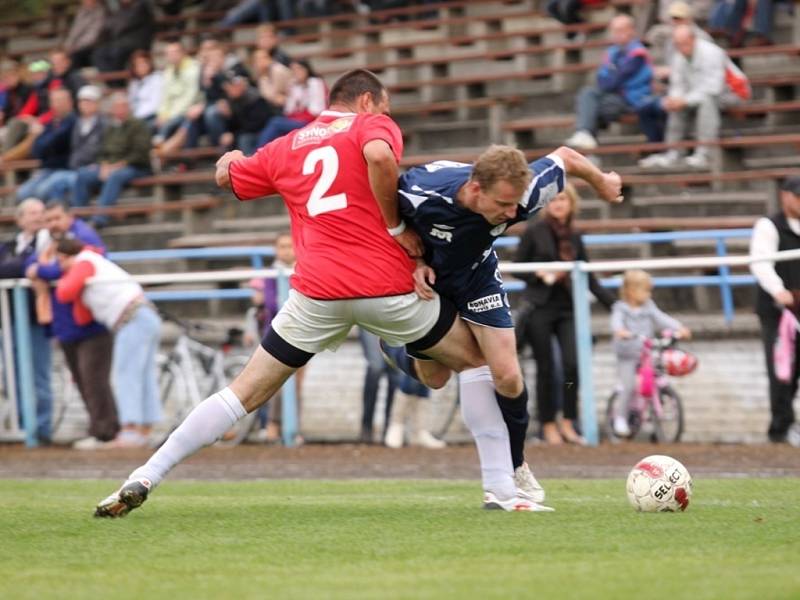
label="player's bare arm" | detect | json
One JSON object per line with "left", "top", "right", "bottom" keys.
{"left": 551, "top": 145, "right": 623, "bottom": 204}
{"left": 215, "top": 150, "right": 246, "bottom": 189}
{"left": 363, "top": 139, "right": 424, "bottom": 257}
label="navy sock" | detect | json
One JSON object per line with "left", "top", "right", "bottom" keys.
{"left": 495, "top": 385, "right": 529, "bottom": 469}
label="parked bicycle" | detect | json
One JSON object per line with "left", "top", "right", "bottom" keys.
{"left": 154, "top": 312, "right": 252, "bottom": 447}
{"left": 605, "top": 332, "right": 697, "bottom": 443}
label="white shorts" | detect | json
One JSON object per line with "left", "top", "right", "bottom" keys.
{"left": 271, "top": 289, "right": 442, "bottom": 354}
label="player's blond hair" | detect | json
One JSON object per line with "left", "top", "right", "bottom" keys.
{"left": 621, "top": 269, "right": 653, "bottom": 302}
{"left": 471, "top": 145, "right": 532, "bottom": 196}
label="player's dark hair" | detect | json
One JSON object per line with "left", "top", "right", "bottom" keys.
{"left": 55, "top": 237, "right": 85, "bottom": 256}
{"left": 328, "top": 69, "right": 385, "bottom": 106}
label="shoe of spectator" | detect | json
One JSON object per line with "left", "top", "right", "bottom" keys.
{"left": 72, "top": 436, "right": 107, "bottom": 450}
{"left": 412, "top": 429, "right": 446, "bottom": 449}
{"left": 106, "top": 430, "right": 148, "bottom": 449}
{"left": 94, "top": 478, "right": 152, "bottom": 518}
{"left": 564, "top": 130, "right": 598, "bottom": 150}
{"left": 514, "top": 462, "right": 545, "bottom": 503}
{"left": 787, "top": 423, "right": 800, "bottom": 448}
{"left": 684, "top": 152, "right": 710, "bottom": 170}
{"left": 384, "top": 422, "right": 404, "bottom": 448}
{"left": 483, "top": 491, "right": 555, "bottom": 512}
{"left": 638, "top": 151, "right": 680, "bottom": 169}
{"left": 612, "top": 415, "right": 632, "bottom": 438}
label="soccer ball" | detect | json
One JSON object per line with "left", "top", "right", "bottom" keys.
{"left": 626, "top": 454, "right": 692, "bottom": 512}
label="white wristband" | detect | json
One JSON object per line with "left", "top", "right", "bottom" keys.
{"left": 387, "top": 221, "right": 406, "bottom": 236}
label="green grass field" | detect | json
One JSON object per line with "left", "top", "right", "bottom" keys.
{"left": 1, "top": 479, "right": 798, "bottom": 599}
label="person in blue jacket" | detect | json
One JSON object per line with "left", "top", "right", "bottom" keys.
{"left": 564, "top": 13, "right": 661, "bottom": 150}
{"left": 25, "top": 200, "right": 119, "bottom": 449}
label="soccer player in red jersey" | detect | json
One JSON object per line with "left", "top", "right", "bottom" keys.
{"left": 95, "top": 69, "right": 510, "bottom": 518}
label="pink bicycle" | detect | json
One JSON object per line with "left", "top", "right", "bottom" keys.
{"left": 605, "top": 333, "right": 697, "bottom": 443}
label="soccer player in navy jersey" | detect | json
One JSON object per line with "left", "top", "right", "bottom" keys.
{"left": 386, "top": 144, "right": 622, "bottom": 505}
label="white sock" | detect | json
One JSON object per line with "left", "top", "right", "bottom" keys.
{"left": 459, "top": 366, "right": 516, "bottom": 501}
{"left": 128, "top": 387, "right": 247, "bottom": 489}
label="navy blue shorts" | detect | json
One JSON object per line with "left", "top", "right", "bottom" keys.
{"left": 440, "top": 266, "right": 513, "bottom": 329}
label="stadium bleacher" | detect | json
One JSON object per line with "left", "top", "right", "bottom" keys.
{"left": 0, "top": 0, "right": 797, "bottom": 303}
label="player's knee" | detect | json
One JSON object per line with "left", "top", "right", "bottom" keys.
{"left": 420, "top": 368, "right": 451, "bottom": 390}
{"left": 493, "top": 368, "right": 523, "bottom": 398}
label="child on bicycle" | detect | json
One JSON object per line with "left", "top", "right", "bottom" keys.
{"left": 611, "top": 270, "right": 691, "bottom": 437}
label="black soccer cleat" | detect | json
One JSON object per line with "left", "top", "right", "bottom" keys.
{"left": 94, "top": 478, "right": 152, "bottom": 518}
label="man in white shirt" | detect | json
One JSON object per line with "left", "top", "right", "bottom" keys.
{"left": 639, "top": 24, "right": 742, "bottom": 170}
{"left": 750, "top": 176, "right": 800, "bottom": 447}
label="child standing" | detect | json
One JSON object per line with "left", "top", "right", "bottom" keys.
{"left": 611, "top": 270, "right": 691, "bottom": 437}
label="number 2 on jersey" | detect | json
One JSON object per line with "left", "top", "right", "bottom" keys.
{"left": 303, "top": 146, "right": 348, "bottom": 216}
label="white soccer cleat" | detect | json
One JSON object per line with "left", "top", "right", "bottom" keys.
{"left": 482, "top": 491, "right": 554, "bottom": 512}
{"left": 514, "top": 462, "right": 546, "bottom": 503}
{"left": 94, "top": 478, "right": 152, "bottom": 518}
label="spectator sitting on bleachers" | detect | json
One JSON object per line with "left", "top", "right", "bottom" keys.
{"left": 48, "top": 50, "right": 88, "bottom": 104}
{"left": 546, "top": 0, "right": 604, "bottom": 37}
{"left": 63, "top": 0, "right": 107, "bottom": 69}
{"left": 251, "top": 47, "right": 292, "bottom": 113}
{"left": 639, "top": 24, "right": 747, "bottom": 170}
{"left": 645, "top": 1, "right": 712, "bottom": 82}
{"left": 1, "top": 60, "right": 55, "bottom": 162}
{"left": 92, "top": 0, "right": 155, "bottom": 74}
{"left": 217, "top": 71, "right": 276, "bottom": 155}
{"left": 127, "top": 50, "right": 162, "bottom": 130}
{"left": 15, "top": 89, "right": 77, "bottom": 202}
{"left": 218, "top": 0, "right": 294, "bottom": 28}
{"left": 25, "top": 200, "right": 119, "bottom": 450}
{"left": 708, "top": 0, "right": 788, "bottom": 47}
{"left": 152, "top": 40, "right": 200, "bottom": 147}
{"left": 256, "top": 59, "right": 326, "bottom": 148}
{"left": 0, "top": 60, "right": 31, "bottom": 136}
{"left": 564, "top": 14, "right": 659, "bottom": 150}
{"left": 71, "top": 93, "right": 151, "bottom": 228}
{"left": 256, "top": 23, "right": 292, "bottom": 67}
{"left": 28, "top": 86, "right": 106, "bottom": 203}
{"left": 156, "top": 40, "right": 251, "bottom": 156}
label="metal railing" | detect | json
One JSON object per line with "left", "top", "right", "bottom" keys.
{"left": 3, "top": 237, "right": 793, "bottom": 449}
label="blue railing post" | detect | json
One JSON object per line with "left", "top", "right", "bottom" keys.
{"left": 276, "top": 268, "right": 298, "bottom": 447}
{"left": 12, "top": 286, "right": 37, "bottom": 447}
{"left": 570, "top": 261, "right": 599, "bottom": 446}
{"left": 716, "top": 238, "right": 735, "bottom": 325}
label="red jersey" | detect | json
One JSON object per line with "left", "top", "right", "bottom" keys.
{"left": 229, "top": 110, "right": 414, "bottom": 300}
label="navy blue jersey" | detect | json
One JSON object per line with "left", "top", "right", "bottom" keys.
{"left": 398, "top": 155, "right": 565, "bottom": 327}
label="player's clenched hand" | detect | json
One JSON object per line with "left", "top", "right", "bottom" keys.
{"left": 215, "top": 150, "right": 246, "bottom": 188}
{"left": 599, "top": 171, "right": 623, "bottom": 204}
{"left": 413, "top": 261, "right": 436, "bottom": 301}
{"left": 395, "top": 228, "right": 424, "bottom": 258}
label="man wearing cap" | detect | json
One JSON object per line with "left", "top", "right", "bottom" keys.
{"left": 71, "top": 92, "right": 151, "bottom": 227}
{"left": 645, "top": 1, "right": 713, "bottom": 80}
{"left": 15, "top": 88, "right": 76, "bottom": 202}
{"left": 1, "top": 60, "right": 53, "bottom": 161}
{"left": 750, "top": 176, "right": 800, "bottom": 447}
{"left": 21, "top": 85, "right": 106, "bottom": 203}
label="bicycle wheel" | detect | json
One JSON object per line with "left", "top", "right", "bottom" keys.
{"left": 214, "top": 353, "right": 258, "bottom": 446}
{"left": 651, "top": 385, "right": 684, "bottom": 443}
{"left": 151, "top": 357, "right": 187, "bottom": 447}
{"left": 605, "top": 388, "right": 644, "bottom": 441}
